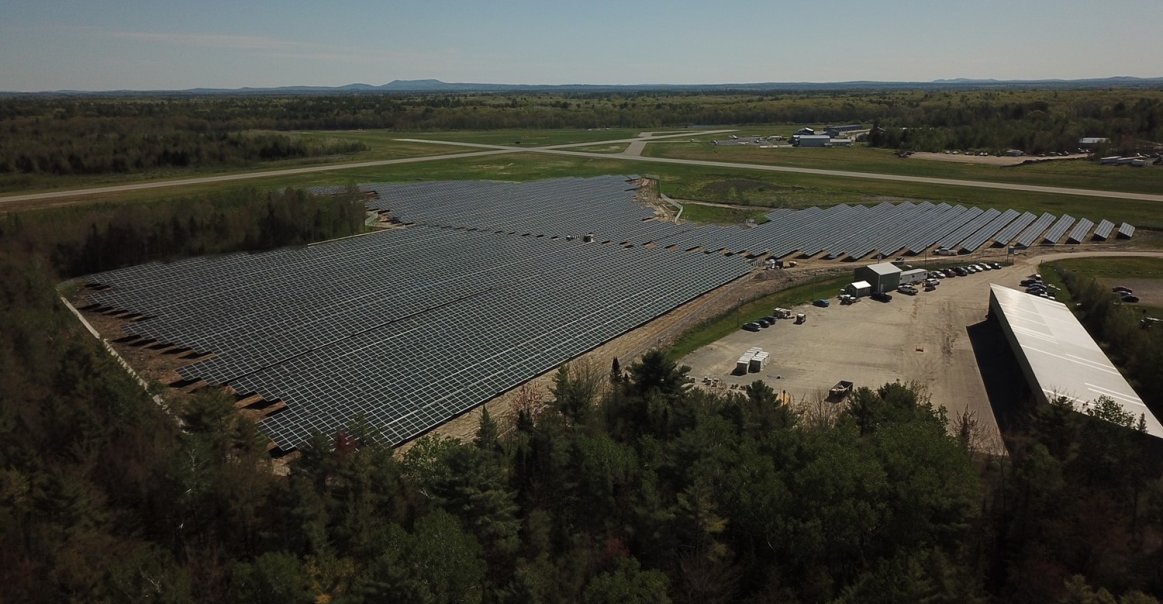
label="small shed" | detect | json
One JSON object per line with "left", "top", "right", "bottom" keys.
{"left": 854, "top": 262, "right": 902, "bottom": 293}
{"left": 845, "top": 280, "right": 872, "bottom": 297}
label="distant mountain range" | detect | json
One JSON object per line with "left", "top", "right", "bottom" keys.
{"left": 7, "top": 76, "right": 1163, "bottom": 96}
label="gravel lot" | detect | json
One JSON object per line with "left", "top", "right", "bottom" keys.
{"left": 679, "top": 259, "right": 1044, "bottom": 454}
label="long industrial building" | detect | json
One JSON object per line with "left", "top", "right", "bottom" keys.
{"left": 988, "top": 284, "right": 1163, "bottom": 438}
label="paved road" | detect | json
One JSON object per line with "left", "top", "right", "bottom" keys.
{"left": 5, "top": 128, "right": 1162, "bottom": 205}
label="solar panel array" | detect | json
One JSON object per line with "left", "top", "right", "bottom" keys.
{"left": 340, "top": 177, "right": 1133, "bottom": 260}
{"left": 84, "top": 222, "right": 751, "bottom": 450}
{"left": 82, "top": 177, "right": 1135, "bottom": 450}
{"left": 1119, "top": 223, "right": 1136, "bottom": 239}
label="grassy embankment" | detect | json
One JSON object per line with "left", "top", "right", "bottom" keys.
{"left": 1043, "top": 256, "right": 1163, "bottom": 316}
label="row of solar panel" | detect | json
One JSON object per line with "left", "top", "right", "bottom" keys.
{"left": 362, "top": 177, "right": 1133, "bottom": 261}
{"left": 85, "top": 222, "right": 752, "bottom": 449}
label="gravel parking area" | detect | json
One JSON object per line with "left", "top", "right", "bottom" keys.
{"left": 679, "top": 261, "right": 1044, "bottom": 454}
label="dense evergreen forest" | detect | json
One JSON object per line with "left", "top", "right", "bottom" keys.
{"left": 2, "top": 88, "right": 1161, "bottom": 177}
{"left": 0, "top": 186, "right": 366, "bottom": 278}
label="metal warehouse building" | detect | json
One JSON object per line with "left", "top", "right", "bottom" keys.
{"left": 988, "top": 284, "right": 1163, "bottom": 438}
{"left": 855, "top": 262, "right": 902, "bottom": 293}
{"left": 794, "top": 135, "right": 833, "bottom": 147}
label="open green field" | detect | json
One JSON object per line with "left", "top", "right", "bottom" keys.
{"left": 643, "top": 142, "right": 1163, "bottom": 196}
{"left": 666, "top": 274, "right": 851, "bottom": 360}
{"left": 678, "top": 203, "right": 771, "bottom": 224}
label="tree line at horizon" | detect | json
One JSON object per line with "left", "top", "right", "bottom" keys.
{"left": 2, "top": 88, "right": 1160, "bottom": 179}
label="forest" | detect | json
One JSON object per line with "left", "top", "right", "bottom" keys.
{"left": 2, "top": 87, "right": 1161, "bottom": 178}
{"left": 0, "top": 186, "right": 366, "bottom": 278}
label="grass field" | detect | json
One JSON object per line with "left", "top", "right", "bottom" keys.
{"left": 679, "top": 203, "right": 771, "bottom": 224}
{"left": 666, "top": 274, "right": 851, "bottom": 360}
{"left": 643, "top": 143, "right": 1163, "bottom": 197}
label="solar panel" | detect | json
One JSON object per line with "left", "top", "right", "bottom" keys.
{"left": 1014, "top": 213, "right": 1055, "bottom": 248}
{"left": 1042, "top": 215, "right": 1075, "bottom": 244}
{"left": 956, "top": 209, "right": 1020, "bottom": 252}
{"left": 1118, "top": 223, "right": 1136, "bottom": 239}
{"left": 990, "top": 212, "right": 1037, "bottom": 247}
{"left": 1093, "top": 220, "right": 1114, "bottom": 240}
{"left": 1066, "top": 218, "right": 1094, "bottom": 244}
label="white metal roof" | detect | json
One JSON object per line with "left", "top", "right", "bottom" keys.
{"left": 989, "top": 284, "right": 1163, "bottom": 438}
{"left": 850, "top": 280, "right": 871, "bottom": 289}
{"left": 864, "top": 262, "right": 902, "bottom": 276}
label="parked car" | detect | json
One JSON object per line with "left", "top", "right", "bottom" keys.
{"left": 953, "top": 267, "right": 968, "bottom": 276}
{"left": 943, "top": 269, "right": 957, "bottom": 278}
{"left": 897, "top": 285, "right": 918, "bottom": 295}
{"left": 757, "top": 317, "right": 772, "bottom": 327}
{"left": 760, "top": 315, "right": 777, "bottom": 324}
{"left": 813, "top": 298, "right": 831, "bottom": 308}
{"left": 871, "top": 291, "right": 893, "bottom": 302}
{"left": 742, "top": 322, "right": 760, "bottom": 332}
{"left": 1020, "top": 278, "right": 1038, "bottom": 286}
{"left": 990, "top": 262, "right": 1002, "bottom": 270}
{"left": 1119, "top": 293, "right": 1140, "bottom": 303}
{"left": 1113, "top": 286, "right": 1134, "bottom": 294}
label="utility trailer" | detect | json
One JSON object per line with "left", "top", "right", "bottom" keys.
{"left": 827, "top": 380, "right": 854, "bottom": 401}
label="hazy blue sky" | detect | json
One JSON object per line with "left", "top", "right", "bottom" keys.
{"left": 2, "top": 0, "right": 1160, "bottom": 91}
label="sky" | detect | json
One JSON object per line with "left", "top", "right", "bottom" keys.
{"left": 2, "top": 0, "right": 1161, "bottom": 92}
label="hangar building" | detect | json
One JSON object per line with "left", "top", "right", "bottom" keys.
{"left": 988, "top": 284, "right": 1163, "bottom": 438}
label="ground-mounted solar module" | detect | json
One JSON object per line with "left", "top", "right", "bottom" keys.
{"left": 1014, "top": 213, "right": 1056, "bottom": 248}
{"left": 991, "top": 212, "right": 1037, "bottom": 247}
{"left": 1119, "top": 223, "right": 1136, "bottom": 239}
{"left": 1066, "top": 218, "right": 1095, "bottom": 244}
{"left": 956, "top": 209, "right": 1020, "bottom": 253}
{"left": 1042, "top": 215, "right": 1076, "bottom": 244}
{"left": 83, "top": 177, "right": 1134, "bottom": 450}
{"left": 1093, "top": 220, "right": 1115, "bottom": 241}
